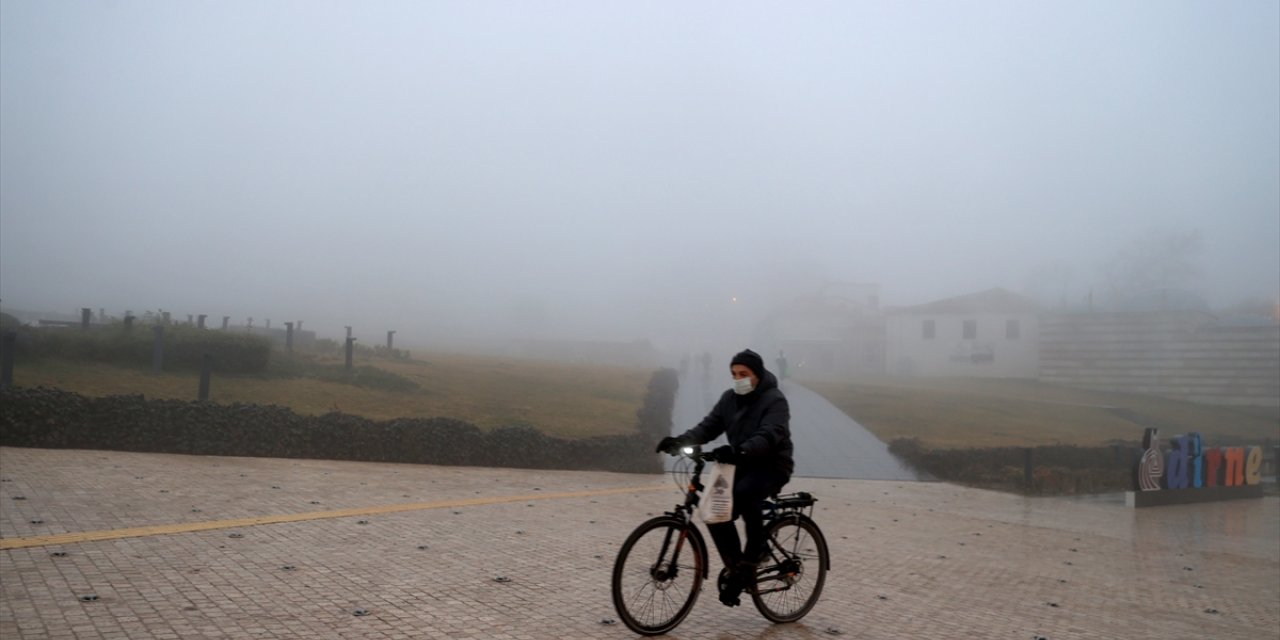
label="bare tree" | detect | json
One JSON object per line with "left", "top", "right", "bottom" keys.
{"left": 1100, "top": 229, "right": 1203, "bottom": 299}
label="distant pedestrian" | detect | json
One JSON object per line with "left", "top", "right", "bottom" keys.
{"left": 776, "top": 350, "right": 789, "bottom": 380}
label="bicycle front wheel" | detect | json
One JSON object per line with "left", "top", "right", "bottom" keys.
{"left": 751, "top": 515, "right": 828, "bottom": 623}
{"left": 611, "top": 516, "right": 706, "bottom": 636}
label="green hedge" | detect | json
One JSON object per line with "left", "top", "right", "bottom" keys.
{"left": 636, "top": 368, "right": 679, "bottom": 443}
{"left": 890, "top": 437, "right": 1137, "bottom": 495}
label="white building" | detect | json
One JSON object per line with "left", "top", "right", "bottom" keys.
{"left": 885, "top": 288, "right": 1040, "bottom": 378}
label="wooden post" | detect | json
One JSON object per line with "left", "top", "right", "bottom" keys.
{"left": 198, "top": 353, "right": 212, "bottom": 401}
{"left": 152, "top": 325, "right": 165, "bottom": 372}
{"left": 345, "top": 337, "right": 356, "bottom": 371}
{"left": 1, "top": 331, "right": 15, "bottom": 388}
{"left": 1024, "top": 448, "right": 1034, "bottom": 491}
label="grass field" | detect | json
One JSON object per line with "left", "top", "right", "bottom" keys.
{"left": 13, "top": 349, "right": 1279, "bottom": 450}
{"left": 12, "top": 352, "right": 654, "bottom": 439}
{"left": 803, "top": 375, "right": 1280, "bottom": 449}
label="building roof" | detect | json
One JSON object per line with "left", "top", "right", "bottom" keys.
{"left": 888, "top": 288, "right": 1041, "bottom": 315}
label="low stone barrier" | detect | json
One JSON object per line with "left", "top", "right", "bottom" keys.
{"left": 0, "top": 382, "right": 671, "bottom": 475}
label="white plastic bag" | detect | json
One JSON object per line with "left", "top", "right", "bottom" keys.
{"left": 700, "top": 462, "right": 735, "bottom": 524}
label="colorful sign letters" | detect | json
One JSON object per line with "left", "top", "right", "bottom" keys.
{"left": 1135, "top": 428, "right": 1263, "bottom": 492}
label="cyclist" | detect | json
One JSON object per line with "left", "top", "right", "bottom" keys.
{"left": 656, "top": 348, "right": 794, "bottom": 607}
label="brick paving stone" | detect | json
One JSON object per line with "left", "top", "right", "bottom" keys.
{"left": 1, "top": 447, "right": 1277, "bottom": 639}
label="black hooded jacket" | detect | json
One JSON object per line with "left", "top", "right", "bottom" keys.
{"left": 679, "top": 369, "right": 794, "bottom": 477}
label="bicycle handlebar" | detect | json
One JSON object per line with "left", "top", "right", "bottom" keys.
{"left": 665, "top": 444, "right": 723, "bottom": 463}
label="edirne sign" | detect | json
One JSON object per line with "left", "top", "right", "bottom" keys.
{"left": 1126, "top": 428, "right": 1267, "bottom": 508}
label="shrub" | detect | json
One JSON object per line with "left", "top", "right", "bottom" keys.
{"left": 890, "top": 437, "right": 1141, "bottom": 496}
{"left": 636, "top": 368, "right": 679, "bottom": 442}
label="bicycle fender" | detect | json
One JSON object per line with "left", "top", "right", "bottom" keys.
{"left": 792, "top": 513, "right": 832, "bottom": 571}
{"left": 686, "top": 525, "right": 711, "bottom": 580}
{"left": 625, "top": 516, "right": 712, "bottom": 580}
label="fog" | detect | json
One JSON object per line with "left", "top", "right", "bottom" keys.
{"left": 2, "top": 1, "right": 1277, "bottom": 354}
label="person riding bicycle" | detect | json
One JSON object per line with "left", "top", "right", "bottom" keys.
{"left": 656, "top": 348, "right": 794, "bottom": 607}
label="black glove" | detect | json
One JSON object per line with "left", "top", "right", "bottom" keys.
{"left": 711, "top": 445, "right": 738, "bottom": 464}
{"left": 655, "top": 436, "right": 682, "bottom": 454}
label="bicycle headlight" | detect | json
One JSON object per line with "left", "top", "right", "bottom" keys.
{"left": 681, "top": 446, "right": 695, "bottom": 456}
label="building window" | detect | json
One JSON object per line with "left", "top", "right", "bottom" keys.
{"left": 963, "top": 319, "right": 977, "bottom": 340}
{"left": 1006, "top": 319, "right": 1021, "bottom": 339}
{"left": 922, "top": 319, "right": 935, "bottom": 339}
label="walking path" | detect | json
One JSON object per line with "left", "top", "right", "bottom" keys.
{"left": 671, "top": 371, "right": 919, "bottom": 480}
{"left": 2, "top": 447, "right": 1276, "bottom": 639}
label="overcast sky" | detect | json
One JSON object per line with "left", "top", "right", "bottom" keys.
{"left": 2, "top": 1, "right": 1277, "bottom": 350}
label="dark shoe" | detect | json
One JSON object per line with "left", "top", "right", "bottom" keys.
{"left": 734, "top": 560, "right": 760, "bottom": 595}
{"left": 717, "top": 568, "right": 742, "bottom": 607}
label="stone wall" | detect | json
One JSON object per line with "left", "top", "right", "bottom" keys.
{"left": 1039, "top": 311, "right": 1280, "bottom": 407}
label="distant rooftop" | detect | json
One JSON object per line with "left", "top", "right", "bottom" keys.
{"left": 887, "top": 288, "right": 1041, "bottom": 315}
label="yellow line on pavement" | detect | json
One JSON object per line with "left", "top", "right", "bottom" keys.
{"left": 0, "top": 484, "right": 669, "bottom": 550}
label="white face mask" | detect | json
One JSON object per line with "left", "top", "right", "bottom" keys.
{"left": 733, "top": 376, "right": 755, "bottom": 395}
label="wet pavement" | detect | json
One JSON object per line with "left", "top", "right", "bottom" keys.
{"left": 2, "top": 446, "right": 1276, "bottom": 639}
{"left": 671, "top": 371, "right": 919, "bottom": 481}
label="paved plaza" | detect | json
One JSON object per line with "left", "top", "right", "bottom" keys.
{"left": 1, "top": 447, "right": 1276, "bottom": 639}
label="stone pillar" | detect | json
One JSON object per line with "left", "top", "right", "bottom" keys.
{"left": 222, "top": 316, "right": 230, "bottom": 330}
{"left": 123, "top": 315, "right": 135, "bottom": 331}
{"left": 387, "top": 330, "right": 395, "bottom": 350}
{"left": 345, "top": 337, "right": 356, "bottom": 371}
{"left": 81, "top": 308, "right": 91, "bottom": 329}
{"left": 285, "top": 322, "right": 294, "bottom": 353}
{"left": 197, "top": 315, "right": 207, "bottom": 330}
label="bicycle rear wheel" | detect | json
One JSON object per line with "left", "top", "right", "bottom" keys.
{"left": 751, "top": 515, "right": 828, "bottom": 623}
{"left": 611, "top": 516, "right": 706, "bottom": 636}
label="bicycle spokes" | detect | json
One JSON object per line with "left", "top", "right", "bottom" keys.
{"left": 612, "top": 518, "right": 706, "bottom": 635}
{"left": 750, "top": 516, "right": 828, "bottom": 623}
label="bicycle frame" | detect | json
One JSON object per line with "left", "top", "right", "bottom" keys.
{"left": 613, "top": 445, "right": 828, "bottom": 634}
{"left": 659, "top": 447, "right": 712, "bottom": 580}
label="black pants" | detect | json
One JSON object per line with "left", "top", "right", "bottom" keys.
{"left": 706, "top": 467, "right": 789, "bottom": 570}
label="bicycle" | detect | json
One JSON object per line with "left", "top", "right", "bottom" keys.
{"left": 610, "top": 445, "right": 830, "bottom": 635}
